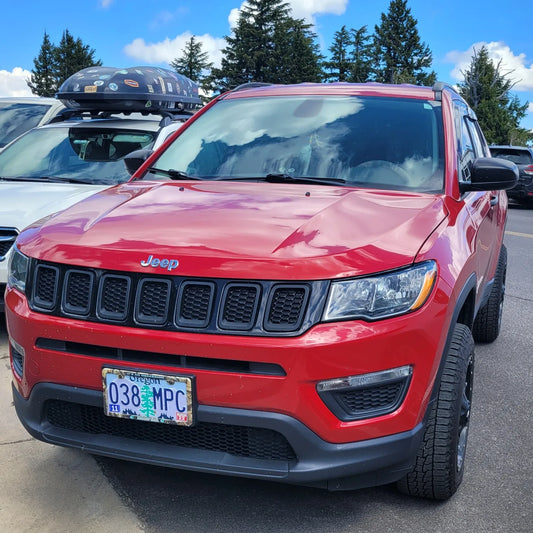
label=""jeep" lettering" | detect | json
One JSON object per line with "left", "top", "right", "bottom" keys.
{"left": 140, "top": 255, "right": 179, "bottom": 271}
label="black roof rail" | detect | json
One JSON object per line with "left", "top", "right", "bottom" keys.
{"left": 432, "top": 81, "right": 459, "bottom": 101}
{"left": 231, "top": 82, "right": 273, "bottom": 92}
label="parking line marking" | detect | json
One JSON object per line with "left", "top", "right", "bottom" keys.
{"left": 505, "top": 231, "right": 533, "bottom": 239}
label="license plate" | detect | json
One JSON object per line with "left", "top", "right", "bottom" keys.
{"left": 102, "top": 368, "right": 195, "bottom": 426}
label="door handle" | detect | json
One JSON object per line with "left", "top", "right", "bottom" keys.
{"left": 490, "top": 194, "right": 498, "bottom": 206}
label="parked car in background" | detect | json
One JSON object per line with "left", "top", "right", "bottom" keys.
{"left": 0, "top": 66, "right": 200, "bottom": 312}
{"left": 5, "top": 80, "right": 518, "bottom": 500}
{"left": 489, "top": 145, "right": 533, "bottom": 205}
{"left": 0, "top": 97, "right": 66, "bottom": 150}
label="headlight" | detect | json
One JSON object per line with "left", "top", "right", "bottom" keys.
{"left": 8, "top": 245, "right": 29, "bottom": 293}
{"left": 323, "top": 261, "right": 437, "bottom": 321}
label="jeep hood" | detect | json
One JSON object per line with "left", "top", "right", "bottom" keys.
{"left": 0, "top": 181, "right": 107, "bottom": 233}
{"left": 19, "top": 181, "right": 448, "bottom": 279}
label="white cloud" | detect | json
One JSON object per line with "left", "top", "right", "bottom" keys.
{"left": 0, "top": 68, "right": 33, "bottom": 97}
{"left": 124, "top": 33, "right": 226, "bottom": 68}
{"left": 126, "top": 1, "right": 348, "bottom": 70}
{"left": 99, "top": 0, "right": 113, "bottom": 8}
{"left": 445, "top": 41, "right": 533, "bottom": 91}
{"left": 229, "top": 0, "right": 347, "bottom": 28}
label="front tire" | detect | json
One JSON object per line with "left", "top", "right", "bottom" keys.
{"left": 473, "top": 245, "right": 507, "bottom": 343}
{"left": 397, "top": 323, "right": 475, "bottom": 500}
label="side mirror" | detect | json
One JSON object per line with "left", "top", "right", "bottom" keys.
{"left": 124, "top": 148, "right": 153, "bottom": 175}
{"left": 460, "top": 157, "right": 518, "bottom": 192}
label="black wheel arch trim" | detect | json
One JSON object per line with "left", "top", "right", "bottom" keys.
{"left": 425, "top": 272, "right": 477, "bottom": 414}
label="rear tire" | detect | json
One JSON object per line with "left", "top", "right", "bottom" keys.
{"left": 473, "top": 245, "right": 507, "bottom": 343}
{"left": 397, "top": 323, "right": 475, "bottom": 500}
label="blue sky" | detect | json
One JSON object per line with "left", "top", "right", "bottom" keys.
{"left": 1, "top": 0, "right": 532, "bottom": 130}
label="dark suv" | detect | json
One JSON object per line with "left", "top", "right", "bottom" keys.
{"left": 5, "top": 81, "right": 517, "bottom": 500}
{"left": 489, "top": 145, "right": 533, "bottom": 205}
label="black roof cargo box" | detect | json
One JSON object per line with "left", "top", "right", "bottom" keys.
{"left": 57, "top": 66, "right": 201, "bottom": 115}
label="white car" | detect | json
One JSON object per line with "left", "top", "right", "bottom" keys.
{"left": 0, "top": 97, "right": 66, "bottom": 150}
{"left": 0, "top": 66, "right": 200, "bottom": 311}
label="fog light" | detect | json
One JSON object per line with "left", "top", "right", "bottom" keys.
{"left": 10, "top": 338, "right": 25, "bottom": 378}
{"left": 317, "top": 366, "right": 412, "bottom": 421}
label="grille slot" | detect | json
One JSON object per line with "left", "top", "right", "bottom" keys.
{"left": 176, "top": 281, "right": 214, "bottom": 328}
{"left": 36, "top": 337, "right": 286, "bottom": 376}
{"left": 220, "top": 283, "right": 260, "bottom": 330}
{"left": 45, "top": 400, "right": 297, "bottom": 461}
{"left": 63, "top": 270, "right": 93, "bottom": 315}
{"left": 135, "top": 279, "right": 171, "bottom": 325}
{"left": 33, "top": 264, "right": 59, "bottom": 310}
{"left": 97, "top": 275, "right": 131, "bottom": 320}
{"left": 265, "top": 285, "right": 309, "bottom": 332}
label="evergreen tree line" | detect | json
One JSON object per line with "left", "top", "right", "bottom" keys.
{"left": 28, "top": 0, "right": 531, "bottom": 145}
{"left": 28, "top": 29, "right": 101, "bottom": 96}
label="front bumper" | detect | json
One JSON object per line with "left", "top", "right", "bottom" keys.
{"left": 13, "top": 381, "right": 425, "bottom": 490}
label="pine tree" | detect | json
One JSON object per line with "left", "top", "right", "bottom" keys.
{"left": 139, "top": 385, "right": 155, "bottom": 418}
{"left": 170, "top": 36, "right": 213, "bottom": 82}
{"left": 28, "top": 30, "right": 101, "bottom": 95}
{"left": 323, "top": 26, "right": 352, "bottom": 82}
{"left": 372, "top": 0, "right": 436, "bottom": 85}
{"left": 458, "top": 46, "right": 530, "bottom": 145}
{"left": 271, "top": 18, "right": 323, "bottom": 84}
{"left": 54, "top": 30, "right": 102, "bottom": 89}
{"left": 27, "top": 32, "right": 57, "bottom": 97}
{"left": 210, "top": 0, "right": 321, "bottom": 92}
{"left": 348, "top": 26, "right": 373, "bottom": 83}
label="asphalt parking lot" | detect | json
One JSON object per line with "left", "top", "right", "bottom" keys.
{"left": 0, "top": 204, "right": 531, "bottom": 532}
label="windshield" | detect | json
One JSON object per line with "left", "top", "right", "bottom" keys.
{"left": 0, "top": 102, "right": 52, "bottom": 148}
{"left": 0, "top": 125, "right": 155, "bottom": 184}
{"left": 149, "top": 95, "right": 444, "bottom": 192}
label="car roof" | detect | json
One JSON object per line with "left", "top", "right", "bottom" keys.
{"left": 489, "top": 145, "right": 533, "bottom": 152}
{"left": 0, "top": 96, "right": 63, "bottom": 105}
{"left": 222, "top": 82, "right": 439, "bottom": 101}
{"left": 37, "top": 114, "right": 164, "bottom": 133}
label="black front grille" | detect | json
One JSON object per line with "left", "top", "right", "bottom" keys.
{"left": 27, "top": 260, "right": 324, "bottom": 336}
{"left": 0, "top": 227, "right": 18, "bottom": 260}
{"left": 45, "top": 400, "right": 297, "bottom": 461}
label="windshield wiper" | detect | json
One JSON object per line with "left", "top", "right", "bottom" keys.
{"left": 0, "top": 175, "right": 92, "bottom": 184}
{"left": 264, "top": 173, "right": 346, "bottom": 185}
{"left": 212, "top": 174, "right": 347, "bottom": 185}
{"left": 147, "top": 167, "right": 203, "bottom": 180}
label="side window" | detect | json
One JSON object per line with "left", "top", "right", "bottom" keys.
{"left": 453, "top": 101, "right": 475, "bottom": 182}
{"left": 465, "top": 119, "right": 485, "bottom": 157}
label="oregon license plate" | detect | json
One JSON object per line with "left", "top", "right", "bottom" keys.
{"left": 102, "top": 368, "right": 195, "bottom": 426}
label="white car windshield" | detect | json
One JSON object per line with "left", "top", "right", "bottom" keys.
{"left": 0, "top": 125, "right": 155, "bottom": 185}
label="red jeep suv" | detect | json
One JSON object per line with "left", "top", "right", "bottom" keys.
{"left": 5, "top": 82, "right": 517, "bottom": 500}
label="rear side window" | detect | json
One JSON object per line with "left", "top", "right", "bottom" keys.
{"left": 490, "top": 148, "right": 533, "bottom": 165}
